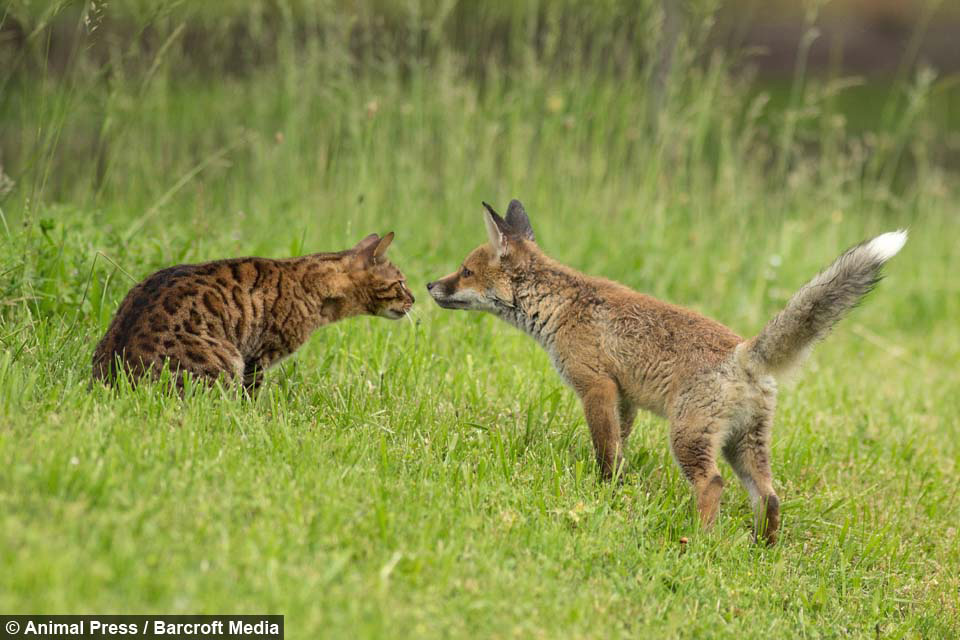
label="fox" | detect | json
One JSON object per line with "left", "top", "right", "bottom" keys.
{"left": 426, "top": 199, "right": 907, "bottom": 544}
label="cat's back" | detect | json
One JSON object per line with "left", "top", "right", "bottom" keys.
{"left": 92, "top": 257, "right": 280, "bottom": 382}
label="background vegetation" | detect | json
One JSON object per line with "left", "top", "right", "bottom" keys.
{"left": 1, "top": 1, "right": 958, "bottom": 637}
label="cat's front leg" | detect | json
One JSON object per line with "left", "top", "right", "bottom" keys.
{"left": 242, "top": 348, "right": 287, "bottom": 394}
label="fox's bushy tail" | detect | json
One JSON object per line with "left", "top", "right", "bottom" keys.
{"left": 739, "top": 230, "right": 907, "bottom": 377}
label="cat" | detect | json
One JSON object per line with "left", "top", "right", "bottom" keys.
{"left": 92, "top": 232, "right": 414, "bottom": 392}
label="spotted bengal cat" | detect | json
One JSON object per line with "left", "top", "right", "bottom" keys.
{"left": 92, "top": 232, "right": 414, "bottom": 392}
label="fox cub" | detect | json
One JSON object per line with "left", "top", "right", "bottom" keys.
{"left": 427, "top": 200, "right": 906, "bottom": 544}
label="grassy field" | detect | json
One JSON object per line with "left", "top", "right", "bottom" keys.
{"left": 2, "top": 3, "right": 959, "bottom": 638}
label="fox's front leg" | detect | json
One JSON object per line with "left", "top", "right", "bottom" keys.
{"left": 576, "top": 377, "right": 624, "bottom": 480}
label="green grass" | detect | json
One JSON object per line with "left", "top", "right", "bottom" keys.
{"left": 1, "top": 3, "right": 959, "bottom": 638}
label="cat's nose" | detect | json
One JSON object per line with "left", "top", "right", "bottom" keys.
{"left": 408, "top": 292, "right": 416, "bottom": 303}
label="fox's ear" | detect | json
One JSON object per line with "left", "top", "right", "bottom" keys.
{"left": 482, "top": 202, "right": 510, "bottom": 257}
{"left": 505, "top": 199, "right": 534, "bottom": 242}
{"left": 373, "top": 231, "right": 394, "bottom": 260}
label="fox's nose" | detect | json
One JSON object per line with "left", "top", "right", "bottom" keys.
{"left": 426, "top": 281, "right": 437, "bottom": 292}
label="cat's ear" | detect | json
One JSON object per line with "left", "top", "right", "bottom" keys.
{"left": 373, "top": 232, "right": 394, "bottom": 260}
{"left": 354, "top": 232, "right": 393, "bottom": 265}
{"left": 353, "top": 233, "right": 380, "bottom": 255}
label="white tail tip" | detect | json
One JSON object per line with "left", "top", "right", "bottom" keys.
{"left": 866, "top": 229, "right": 908, "bottom": 262}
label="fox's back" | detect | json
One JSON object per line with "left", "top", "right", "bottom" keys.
{"left": 553, "top": 278, "right": 743, "bottom": 414}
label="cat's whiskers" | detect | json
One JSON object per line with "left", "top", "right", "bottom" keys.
{"left": 403, "top": 308, "right": 420, "bottom": 326}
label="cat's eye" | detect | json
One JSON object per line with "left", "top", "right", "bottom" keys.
{"left": 461, "top": 266, "right": 473, "bottom": 278}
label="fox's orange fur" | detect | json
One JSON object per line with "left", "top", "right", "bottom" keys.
{"left": 428, "top": 200, "right": 906, "bottom": 544}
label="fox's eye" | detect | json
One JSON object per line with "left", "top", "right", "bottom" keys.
{"left": 461, "top": 266, "right": 473, "bottom": 278}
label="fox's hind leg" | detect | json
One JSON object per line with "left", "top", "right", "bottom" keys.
{"left": 669, "top": 409, "right": 729, "bottom": 529}
{"left": 723, "top": 410, "right": 780, "bottom": 545}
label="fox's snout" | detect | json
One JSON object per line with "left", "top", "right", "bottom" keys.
{"left": 425, "top": 273, "right": 483, "bottom": 311}
{"left": 425, "top": 278, "right": 452, "bottom": 302}
{"left": 425, "top": 280, "right": 445, "bottom": 299}
{"left": 426, "top": 276, "right": 455, "bottom": 299}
